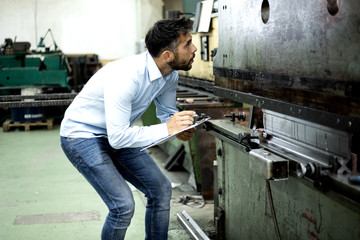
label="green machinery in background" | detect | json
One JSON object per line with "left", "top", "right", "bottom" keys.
{"left": 0, "top": 37, "right": 68, "bottom": 91}
{"left": 0, "top": 52, "right": 68, "bottom": 89}
{"left": 0, "top": 35, "right": 70, "bottom": 124}
{"left": 0, "top": 36, "right": 69, "bottom": 124}
{"left": 0, "top": 31, "right": 102, "bottom": 124}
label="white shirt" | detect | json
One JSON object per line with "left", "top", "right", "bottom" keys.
{"left": 60, "top": 51, "right": 178, "bottom": 149}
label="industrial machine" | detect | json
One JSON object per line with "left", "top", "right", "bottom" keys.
{"left": 0, "top": 34, "right": 70, "bottom": 124}
{"left": 203, "top": 0, "right": 360, "bottom": 239}
{"left": 0, "top": 35, "right": 68, "bottom": 91}
{"left": 0, "top": 30, "right": 101, "bottom": 125}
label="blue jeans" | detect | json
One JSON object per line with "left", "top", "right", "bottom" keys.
{"left": 60, "top": 137, "right": 172, "bottom": 240}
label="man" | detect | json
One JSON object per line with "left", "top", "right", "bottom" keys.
{"left": 60, "top": 17, "right": 197, "bottom": 240}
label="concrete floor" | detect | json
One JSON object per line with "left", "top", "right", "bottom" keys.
{"left": 0, "top": 124, "right": 214, "bottom": 240}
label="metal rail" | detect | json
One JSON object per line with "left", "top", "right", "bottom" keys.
{"left": 0, "top": 93, "right": 77, "bottom": 108}
{"left": 213, "top": 86, "right": 360, "bottom": 134}
{"left": 0, "top": 93, "right": 77, "bottom": 101}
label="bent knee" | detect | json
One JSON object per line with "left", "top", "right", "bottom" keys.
{"left": 151, "top": 179, "right": 172, "bottom": 208}
{"left": 109, "top": 198, "right": 135, "bottom": 221}
{"left": 163, "top": 179, "right": 172, "bottom": 200}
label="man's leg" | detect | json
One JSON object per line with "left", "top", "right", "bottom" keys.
{"left": 60, "top": 137, "right": 134, "bottom": 240}
{"left": 110, "top": 148, "right": 172, "bottom": 240}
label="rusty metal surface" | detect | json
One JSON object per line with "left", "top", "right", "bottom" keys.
{"left": 214, "top": 0, "right": 360, "bottom": 81}
{"left": 213, "top": 0, "right": 360, "bottom": 118}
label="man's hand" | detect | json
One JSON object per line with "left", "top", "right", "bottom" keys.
{"left": 176, "top": 127, "right": 196, "bottom": 141}
{"left": 166, "top": 111, "right": 196, "bottom": 135}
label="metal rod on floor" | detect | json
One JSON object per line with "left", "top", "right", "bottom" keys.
{"left": 177, "top": 210, "right": 210, "bottom": 240}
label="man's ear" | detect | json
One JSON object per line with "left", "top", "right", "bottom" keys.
{"left": 162, "top": 50, "right": 174, "bottom": 63}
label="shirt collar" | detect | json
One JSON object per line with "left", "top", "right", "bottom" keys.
{"left": 147, "top": 52, "right": 163, "bottom": 82}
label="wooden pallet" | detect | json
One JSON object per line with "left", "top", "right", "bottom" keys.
{"left": 2, "top": 119, "right": 54, "bottom": 132}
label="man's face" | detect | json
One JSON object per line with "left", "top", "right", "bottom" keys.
{"left": 167, "top": 32, "right": 197, "bottom": 71}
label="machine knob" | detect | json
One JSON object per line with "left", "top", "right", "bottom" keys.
{"left": 211, "top": 48, "right": 218, "bottom": 61}
{"left": 224, "top": 112, "right": 246, "bottom": 122}
{"left": 296, "top": 162, "right": 316, "bottom": 178}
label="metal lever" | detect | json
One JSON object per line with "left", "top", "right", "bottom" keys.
{"left": 224, "top": 112, "right": 246, "bottom": 122}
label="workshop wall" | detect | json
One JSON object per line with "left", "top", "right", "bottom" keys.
{"left": 0, "top": 0, "right": 163, "bottom": 60}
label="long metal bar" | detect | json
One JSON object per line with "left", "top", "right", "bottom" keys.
{"left": 0, "top": 93, "right": 76, "bottom": 108}
{"left": 0, "top": 100, "right": 73, "bottom": 108}
{"left": 178, "top": 76, "right": 215, "bottom": 93}
{"left": 177, "top": 97, "right": 213, "bottom": 102}
{"left": 177, "top": 210, "right": 210, "bottom": 240}
{"left": 181, "top": 210, "right": 210, "bottom": 240}
{"left": 177, "top": 212, "right": 200, "bottom": 240}
{"left": 213, "top": 86, "right": 360, "bottom": 134}
{"left": 213, "top": 67, "right": 359, "bottom": 98}
{"left": 0, "top": 93, "right": 77, "bottom": 101}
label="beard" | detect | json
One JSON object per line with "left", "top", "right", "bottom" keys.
{"left": 167, "top": 53, "right": 195, "bottom": 71}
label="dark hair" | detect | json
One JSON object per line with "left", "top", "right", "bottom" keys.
{"left": 145, "top": 17, "right": 194, "bottom": 58}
